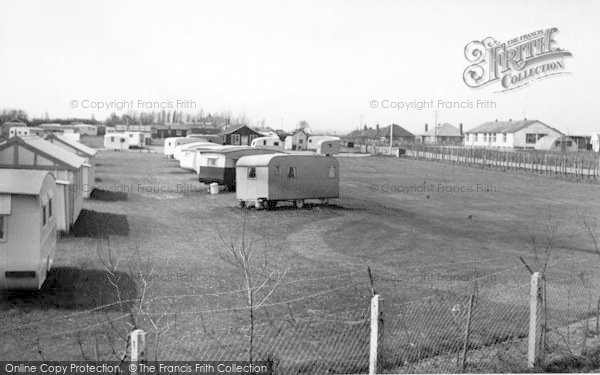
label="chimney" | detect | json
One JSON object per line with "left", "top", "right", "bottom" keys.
{"left": 524, "top": 117, "right": 527, "bottom": 121}
{"left": 495, "top": 119, "right": 498, "bottom": 122}
{"left": 509, "top": 118, "right": 512, "bottom": 122}
{"left": 425, "top": 123, "right": 428, "bottom": 132}
{"left": 376, "top": 124, "right": 379, "bottom": 130}
{"left": 459, "top": 123, "right": 463, "bottom": 135}
{"left": 363, "top": 125, "right": 367, "bottom": 131}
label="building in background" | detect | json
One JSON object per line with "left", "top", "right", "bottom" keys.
{"left": 418, "top": 123, "right": 464, "bottom": 145}
{"left": 220, "top": 124, "right": 262, "bottom": 146}
{"left": 464, "top": 119, "right": 562, "bottom": 149}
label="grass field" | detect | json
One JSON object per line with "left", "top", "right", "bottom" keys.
{"left": 1, "top": 150, "right": 599, "bottom": 371}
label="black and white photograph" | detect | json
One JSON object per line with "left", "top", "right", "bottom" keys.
{"left": 1, "top": 0, "right": 599, "bottom": 374}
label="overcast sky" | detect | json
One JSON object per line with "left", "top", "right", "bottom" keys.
{"left": 1, "top": 0, "right": 598, "bottom": 134}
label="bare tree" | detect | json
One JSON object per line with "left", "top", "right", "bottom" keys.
{"left": 217, "top": 212, "right": 289, "bottom": 363}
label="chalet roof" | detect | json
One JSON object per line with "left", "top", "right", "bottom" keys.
{"left": 0, "top": 136, "right": 86, "bottom": 169}
{"left": 46, "top": 133, "right": 97, "bottom": 157}
{"left": 0, "top": 169, "right": 53, "bottom": 195}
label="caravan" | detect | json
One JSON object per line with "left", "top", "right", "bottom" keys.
{"left": 125, "top": 132, "right": 145, "bottom": 148}
{"left": 236, "top": 154, "right": 339, "bottom": 209}
{"left": 164, "top": 137, "right": 199, "bottom": 158}
{"left": 197, "top": 147, "right": 282, "bottom": 190}
{"left": 104, "top": 133, "right": 130, "bottom": 150}
{"left": 178, "top": 143, "right": 224, "bottom": 171}
{"left": 251, "top": 136, "right": 283, "bottom": 150}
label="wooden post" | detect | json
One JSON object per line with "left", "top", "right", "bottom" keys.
{"left": 369, "top": 294, "right": 383, "bottom": 374}
{"left": 528, "top": 272, "right": 543, "bottom": 368}
{"left": 130, "top": 329, "right": 146, "bottom": 370}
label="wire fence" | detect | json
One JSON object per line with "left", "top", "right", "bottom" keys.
{"left": 3, "top": 255, "right": 600, "bottom": 373}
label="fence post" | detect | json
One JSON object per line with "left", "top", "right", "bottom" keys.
{"left": 130, "top": 329, "right": 146, "bottom": 371}
{"left": 528, "top": 272, "right": 543, "bottom": 368}
{"left": 369, "top": 294, "right": 383, "bottom": 374}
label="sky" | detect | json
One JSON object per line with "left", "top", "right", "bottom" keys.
{"left": 0, "top": 0, "right": 599, "bottom": 135}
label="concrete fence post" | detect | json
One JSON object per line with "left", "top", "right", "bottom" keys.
{"left": 369, "top": 294, "right": 383, "bottom": 374}
{"left": 130, "top": 329, "right": 146, "bottom": 371}
{"left": 528, "top": 272, "right": 543, "bottom": 368}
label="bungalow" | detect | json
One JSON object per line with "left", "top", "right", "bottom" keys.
{"left": 220, "top": 124, "right": 262, "bottom": 146}
{"left": 418, "top": 123, "right": 464, "bottom": 145}
{"left": 284, "top": 129, "right": 309, "bottom": 151}
{"left": 344, "top": 124, "right": 415, "bottom": 147}
{"left": 44, "top": 133, "right": 97, "bottom": 198}
{"left": 464, "top": 119, "right": 563, "bottom": 149}
{"left": 0, "top": 169, "right": 57, "bottom": 289}
{"left": 0, "top": 136, "right": 86, "bottom": 232}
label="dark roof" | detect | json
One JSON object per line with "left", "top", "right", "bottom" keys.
{"left": 346, "top": 124, "right": 414, "bottom": 139}
{"left": 220, "top": 124, "right": 261, "bottom": 135}
{"left": 419, "top": 123, "right": 462, "bottom": 137}
{"left": 466, "top": 120, "right": 562, "bottom": 135}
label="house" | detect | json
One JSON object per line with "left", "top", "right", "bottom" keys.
{"left": 0, "top": 169, "right": 57, "bottom": 289}
{"left": 44, "top": 133, "right": 98, "bottom": 198}
{"left": 236, "top": 154, "right": 339, "bottom": 210}
{"left": 344, "top": 124, "right": 415, "bottom": 147}
{"left": 535, "top": 135, "right": 578, "bottom": 152}
{"left": 220, "top": 124, "right": 262, "bottom": 146}
{"left": 284, "top": 129, "right": 309, "bottom": 150}
{"left": 73, "top": 124, "right": 98, "bottom": 136}
{"left": 104, "top": 133, "right": 130, "bottom": 151}
{"left": 0, "top": 136, "right": 85, "bottom": 232}
{"left": 464, "top": 119, "right": 563, "bottom": 149}
{"left": 197, "top": 147, "right": 282, "bottom": 189}
{"left": 418, "top": 123, "right": 464, "bottom": 145}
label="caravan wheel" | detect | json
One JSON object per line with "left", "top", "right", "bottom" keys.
{"left": 263, "top": 200, "right": 277, "bottom": 210}
{"left": 294, "top": 199, "right": 305, "bottom": 209}
{"left": 255, "top": 200, "right": 263, "bottom": 209}
{"left": 237, "top": 200, "right": 246, "bottom": 209}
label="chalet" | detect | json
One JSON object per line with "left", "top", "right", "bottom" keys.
{"left": 464, "top": 119, "right": 563, "bottom": 149}
{"left": 0, "top": 136, "right": 86, "bottom": 232}
{"left": 418, "top": 123, "right": 464, "bottom": 145}
{"left": 220, "top": 125, "right": 262, "bottom": 146}
{"left": 44, "top": 133, "right": 98, "bottom": 198}
{"left": 0, "top": 169, "right": 57, "bottom": 289}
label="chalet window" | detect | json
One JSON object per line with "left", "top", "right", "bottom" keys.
{"left": 263, "top": 140, "right": 267, "bottom": 146}
{"left": 555, "top": 140, "right": 561, "bottom": 147}
{"left": 503, "top": 133, "right": 507, "bottom": 143}
{"left": 274, "top": 142, "right": 279, "bottom": 146}
{"left": 207, "top": 158, "right": 218, "bottom": 166}
{"left": 129, "top": 134, "right": 134, "bottom": 137}
{"left": 274, "top": 166, "right": 281, "bottom": 175}
{"left": 247, "top": 167, "right": 256, "bottom": 179}
{"left": 492, "top": 134, "right": 497, "bottom": 142}
{"left": 42, "top": 205, "right": 47, "bottom": 226}
{"left": 328, "top": 166, "right": 336, "bottom": 178}
{"left": 288, "top": 167, "right": 296, "bottom": 178}
{"left": 525, "top": 134, "right": 537, "bottom": 144}
{"left": 0, "top": 216, "right": 5, "bottom": 241}
{"left": 48, "top": 198, "right": 52, "bottom": 218}
{"left": 111, "top": 137, "right": 115, "bottom": 142}
{"left": 537, "top": 134, "right": 547, "bottom": 140}
{"left": 231, "top": 134, "right": 241, "bottom": 145}
{"left": 567, "top": 141, "right": 572, "bottom": 147}
{"left": 298, "top": 139, "right": 303, "bottom": 144}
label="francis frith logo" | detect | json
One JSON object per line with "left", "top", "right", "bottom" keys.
{"left": 463, "top": 28, "right": 572, "bottom": 92}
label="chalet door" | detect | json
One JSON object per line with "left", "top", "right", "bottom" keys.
{"left": 241, "top": 135, "right": 249, "bottom": 145}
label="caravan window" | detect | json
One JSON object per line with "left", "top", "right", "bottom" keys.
{"left": 0, "top": 216, "right": 5, "bottom": 241}
{"left": 207, "top": 158, "right": 218, "bottom": 166}
{"left": 111, "top": 137, "right": 115, "bottom": 142}
{"left": 274, "top": 166, "right": 281, "bottom": 175}
{"left": 247, "top": 167, "right": 257, "bottom": 179}
{"left": 48, "top": 198, "right": 52, "bottom": 218}
{"left": 274, "top": 142, "right": 279, "bottom": 146}
{"left": 288, "top": 167, "right": 296, "bottom": 178}
{"left": 42, "top": 205, "right": 47, "bottom": 226}
{"left": 329, "top": 166, "right": 336, "bottom": 178}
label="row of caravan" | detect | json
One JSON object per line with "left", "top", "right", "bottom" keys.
{"left": 163, "top": 137, "right": 341, "bottom": 210}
